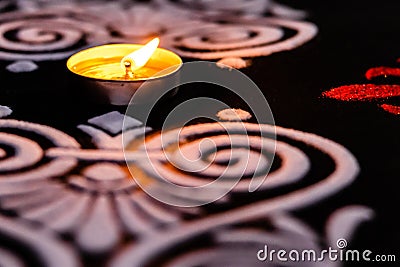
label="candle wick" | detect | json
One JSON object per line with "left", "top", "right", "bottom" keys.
{"left": 124, "top": 60, "right": 135, "bottom": 79}
{"left": 124, "top": 61, "right": 131, "bottom": 69}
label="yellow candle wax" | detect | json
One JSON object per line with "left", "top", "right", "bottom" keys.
{"left": 71, "top": 57, "right": 164, "bottom": 80}
{"left": 67, "top": 43, "right": 182, "bottom": 82}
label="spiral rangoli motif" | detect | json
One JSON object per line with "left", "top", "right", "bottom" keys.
{"left": 129, "top": 121, "right": 358, "bottom": 207}
{"left": 0, "top": 8, "right": 110, "bottom": 61}
{"left": 162, "top": 17, "right": 317, "bottom": 60}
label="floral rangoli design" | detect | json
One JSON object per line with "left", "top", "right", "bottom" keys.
{"left": 0, "top": 106, "right": 370, "bottom": 266}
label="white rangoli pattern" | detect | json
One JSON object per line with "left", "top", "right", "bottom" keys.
{"left": 0, "top": 106, "right": 369, "bottom": 266}
{"left": 0, "top": 0, "right": 317, "bottom": 69}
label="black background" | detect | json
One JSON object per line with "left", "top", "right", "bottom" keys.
{"left": 0, "top": 0, "right": 399, "bottom": 265}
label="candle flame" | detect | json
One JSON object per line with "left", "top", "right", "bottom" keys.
{"left": 121, "top": 37, "right": 160, "bottom": 73}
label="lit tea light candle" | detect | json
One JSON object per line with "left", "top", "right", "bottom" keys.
{"left": 66, "top": 38, "right": 182, "bottom": 105}
{"left": 67, "top": 37, "right": 181, "bottom": 81}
